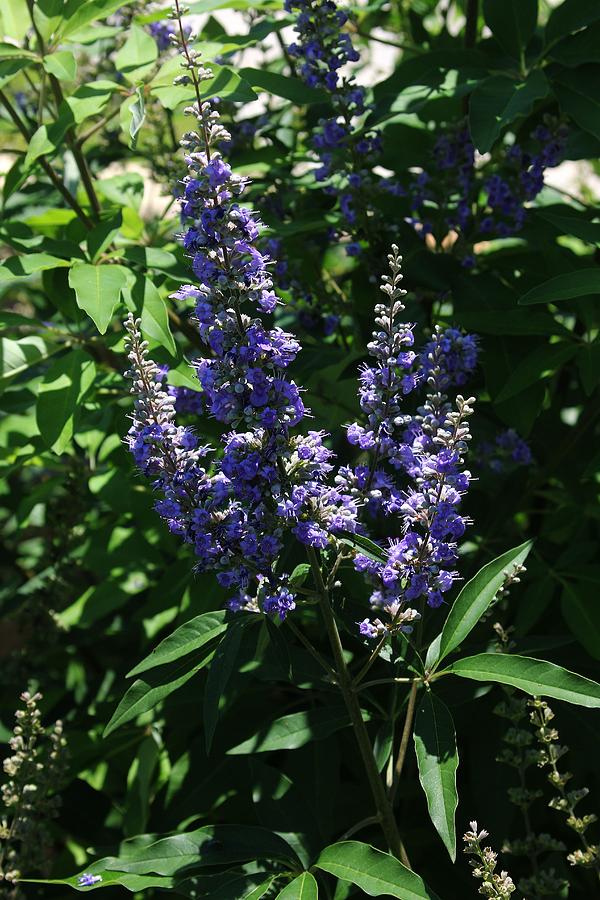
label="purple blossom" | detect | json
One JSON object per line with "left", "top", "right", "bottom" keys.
{"left": 78, "top": 873, "right": 102, "bottom": 887}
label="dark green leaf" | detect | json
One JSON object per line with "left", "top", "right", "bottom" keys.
{"left": 227, "top": 706, "right": 365, "bottom": 754}
{"left": 128, "top": 611, "right": 227, "bottom": 677}
{"left": 447, "top": 653, "right": 600, "bottom": 707}
{"left": 483, "top": 0, "right": 538, "bottom": 59}
{"left": 238, "top": 67, "right": 327, "bottom": 104}
{"left": 204, "top": 619, "right": 248, "bottom": 752}
{"left": 469, "top": 70, "right": 548, "bottom": 153}
{"left": 554, "top": 65, "right": 600, "bottom": 141}
{"left": 413, "top": 692, "right": 458, "bottom": 861}
{"left": 426, "top": 541, "right": 532, "bottom": 669}
{"left": 545, "top": 0, "right": 600, "bottom": 46}
{"left": 561, "top": 581, "right": 600, "bottom": 661}
{"left": 105, "top": 645, "right": 218, "bottom": 736}
{"left": 315, "top": 841, "right": 440, "bottom": 900}
{"left": 493, "top": 342, "right": 576, "bottom": 402}
{"left": 519, "top": 269, "right": 600, "bottom": 305}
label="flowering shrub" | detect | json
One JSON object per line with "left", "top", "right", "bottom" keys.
{"left": 1, "top": 1, "right": 600, "bottom": 898}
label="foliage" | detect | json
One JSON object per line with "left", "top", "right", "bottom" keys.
{"left": 1, "top": 1, "right": 599, "bottom": 899}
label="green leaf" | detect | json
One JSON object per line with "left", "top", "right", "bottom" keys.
{"left": 238, "top": 67, "right": 327, "bottom": 104}
{"left": 289, "top": 563, "right": 311, "bottom": 588}
{"left": 413, "top": 692, "right": 458, "bottom": 861}
{"left": 25, "top": 871, "right": 176, "bottom": 893}
{"left": 115, "top": 23, "right": 157, "bottom": 82}
{"left": 427, "top": 541, "right": 532, "bottom": 670}
{"left": 36, "top": 350, "right": 96, "bottom": 454}
{"left": 483, "top": 0, "right": 538, "bottom": 59}
{"left": 204, "top": 618, "right": 248, "bottom": 752}
{"left": 60, "top": 0, "right": 127, "bottom": 37}
{"left": 65, "top": 79, "right": 118, "bottom": 124}
{"left": 493, "top": 342, "right": 576, "bottom": 403}
{"left": 577, "top": 341, "right": 600, "bottom": 395}
{"left": 0, "top": 42, "right": 37, "bottom": 59}
{"left": 276, "top": 872, "right": 319, "bottom": 900}
{"left": 561, "top": 580, "right": 600, "bottom": 661}
{"left": 43, "top": 49, "right": 77, "bottom": 80}
{"left": 519, "top": 269, "right": 600, "bottom": 305}
{"left": 469, "top": 70, "right": 548, "bottom": 153}
{"left": 227, "top": 706, "right": 364, "bottom": 754}
{"left": 315, "top": 842, "right": 441, "bottom": 900}
{"left": 87, "top": 212, "right": 122, "bottom": 262}
{"left": 35, "top": 825, "right": 298, "bottom": 888}
{"left": 0, "top": 253, "right": 71, "bottom": 281}
{"left": 447, "top": 653, "right": 600, "bottom": 707}
{"left": 0, "top": 57, "right": 31, "bottom": 89}
{"left": 140, "top": 278, "right": 176, "bottom": 356}
{"left": 68, "top": 262, "right": 130, "bottom": 334}
{"left": 545, "top": 0, "right": 600, "bottom": 46}
{"left": 0, "top": 0, "right": 29, "bottom": 42}
{"left": 128, "top": 611, "right": 227, "bottom": 677}
{"left": 151, "top": 57, "right": 257, "bottom": 109}
{"left": 0, "top": 335, "right": 57, "bottom": 386}
{"left": 24, "top": 113, "right": 74, "bottom": 168}
{"left": 554, "top": 65, "right": 600, "bottom": 141}
{"left": 123, "top": 733, "right": 160, "bottom": 837}
{"left": 535, "top": 208, "right": 600, "bottom": 244}
{"left": 105, "top": 645, "right": 218, "bottom": 736}
{"left": 128, "top": 85, "right": 146, "bottom": 149}
{"left": 549, "top": 21, "right": 600, "bottom": 67}
{"left": 338, "top": 533, "right": 387, "bottom": 564}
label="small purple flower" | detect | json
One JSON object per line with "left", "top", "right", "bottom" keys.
{"left": 78, "top": 873, "right": 102, "bottom": 887}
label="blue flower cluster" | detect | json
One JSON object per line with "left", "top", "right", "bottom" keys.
{"left": 404, "top": 120, "right": 567, "bottom": 265}
{"left": 125, "top": 16, "right": 360, "bottom": 620}
{"left": 148, "top": 20, "right": 176, "bottom": 52}
{"left": 125, "top": 3, "right": 479, "bottom": 633}
{"left": 285, "top": 0, "right": 381, "bottom": 253}
{"left": 337, "top": 249, "right": 477, "bottom": 636}
{"left": 477, "top": 428, "right": 533, "bottom": 473}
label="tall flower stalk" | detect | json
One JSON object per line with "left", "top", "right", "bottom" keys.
{"left": 124, "top": 0, "right": 479, "bottom": 863}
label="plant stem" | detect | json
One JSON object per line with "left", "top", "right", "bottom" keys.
{"left": 389, "top": 680, "right": 418, "bottom": 804}
{"left": 307, "top": 547, "right": 408, "bottom": 863}
{"left": 0, "top": 89, "right": 94, "bottom": 229}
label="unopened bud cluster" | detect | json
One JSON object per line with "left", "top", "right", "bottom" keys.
{"left": 0, "top": 692, "right": 68, "bottom": 892}
{"left": 463, "top": 821, "right": 516, "bottom": 898}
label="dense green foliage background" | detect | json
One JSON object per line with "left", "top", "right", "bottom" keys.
{"left": 0, "top": 0, "right": 599, "bottom": 898}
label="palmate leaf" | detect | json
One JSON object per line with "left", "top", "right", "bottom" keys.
{"left": 426, "top": 541, "right": 532, "bottom": 670}
{"left": 315, "top": 842, "right": 440, "bottom": 900}
{"left": 446, "top": 653, "right": 600, "bottom": 707}
{"left": 413, "top": 692, "right": 459, "bottom": 861}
